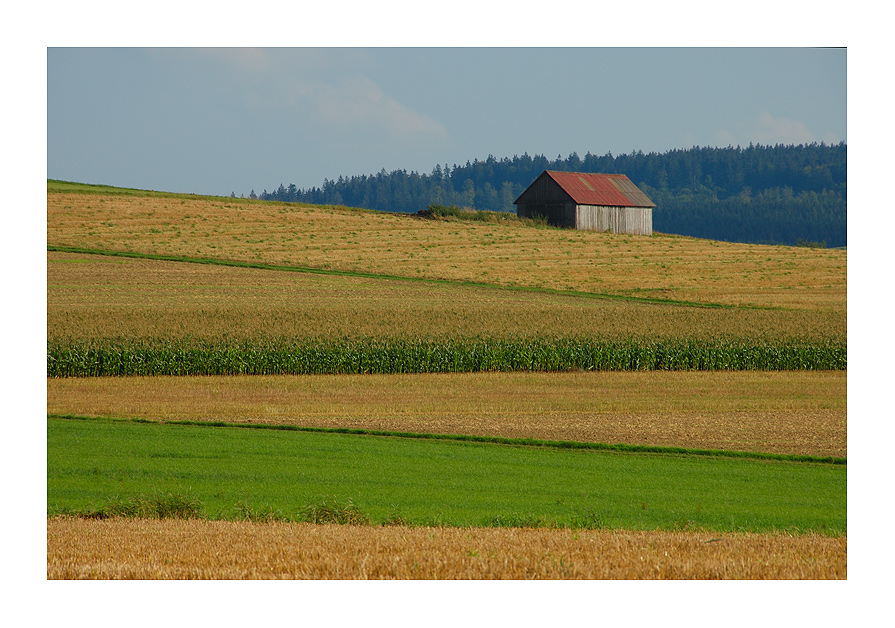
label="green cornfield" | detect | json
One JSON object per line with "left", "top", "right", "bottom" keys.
{"left": 47, "top": 336, "right": 847, "bottom": 377}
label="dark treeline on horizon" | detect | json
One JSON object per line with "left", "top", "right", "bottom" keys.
{"left": 256, "top": 143, "right": 846, "bottom": 247}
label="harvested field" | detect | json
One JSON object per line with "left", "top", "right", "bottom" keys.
{"left": 47, "top": 251, "right": 846, "bottom": 343}
{"left": 47, "top": 191, "right": 847, "bottom": 311}
{"left": 46, "top": 371, "right": 847, "bottom": 457}
{"left": 46, "top": 517, "right": 846, "bottom": 579}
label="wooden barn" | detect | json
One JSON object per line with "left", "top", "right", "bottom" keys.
{"left": 514, "top": 170, "right": 655, "bottom": 235}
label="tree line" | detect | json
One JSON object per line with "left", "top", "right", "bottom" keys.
{"left": 256, "top": 143, "right": 846, "bottom": 247}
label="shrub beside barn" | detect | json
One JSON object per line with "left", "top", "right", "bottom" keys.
{"left": 514, "top": 170, "right": 655, "bottom": 235}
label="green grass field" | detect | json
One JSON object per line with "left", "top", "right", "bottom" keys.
{"left": 48, "top": 417, "right": 846, "bottom": 534}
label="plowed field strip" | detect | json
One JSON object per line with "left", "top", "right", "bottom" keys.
{"left": 47, "top": 518, "right": 846, "bottom": 579}
{"left": 46, "top": 371, "right": 846, "bottom": 458}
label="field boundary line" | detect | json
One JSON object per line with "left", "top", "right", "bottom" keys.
{"left": 47, "top": 245, "right": 772, "bottom": 311}
{"left": 47, "top": 413, "right": 846, "bottom": 466}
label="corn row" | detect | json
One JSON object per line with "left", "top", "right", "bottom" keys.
{"left": 47, "top": 336, "right": 847, "bottom": 377}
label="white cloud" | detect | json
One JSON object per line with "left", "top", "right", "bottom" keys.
{"left": 714, "top": 112, "right": 820, "bottom": 147}
{"left": 306, "top": 75, "right": 449, "bottom": 143}
{"left": 182, "top": 48, "right": 449, "bottom": 146}
{"left": 712, "top": 128, "right": 737, "bottom": 147}
{"left": 821, "top": 130, "right": 843, "bottom": 144}
{"left": 750, "top": 112, "right": 816, "bottom": 145}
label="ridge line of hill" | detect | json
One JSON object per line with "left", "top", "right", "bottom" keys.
{"left": 47, "top": 244, "right": 773, "bottom": 311}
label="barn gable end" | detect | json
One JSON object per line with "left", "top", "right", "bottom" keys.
{"left": 514, "top": 171, "right": 655, "bottom": 235}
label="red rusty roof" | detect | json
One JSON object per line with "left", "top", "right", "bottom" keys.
{"left": 541, "top": 171, "right": 656, "bottom": 207}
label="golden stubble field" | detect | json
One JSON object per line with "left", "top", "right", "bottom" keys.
{"left": 47, "top": 251, "right": 845, "bottom": 341}
{"left": 47, "top": 191, "right": 847, "bottom": 311}
{"left": 47, "top": 370, "right": 847, "bottom": 458}
{"left": 47, "top": 518, "right": 846, "bottom": 580}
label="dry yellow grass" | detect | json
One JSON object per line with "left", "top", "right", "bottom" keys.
{"left": 47, "top": 251, "right": 845, "bottom": 341}
{"left": 47, "top": 370, "right": 847, "bottom": 457}
{"left": 47, "top": 192, "right": 847, "bottom": 311}
{"left": 46, "top": 517, "right": 846, "bottom": 579}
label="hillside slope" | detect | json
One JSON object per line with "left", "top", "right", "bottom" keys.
{"left": 48, "top": 181, "right": 846, "bottom": 315}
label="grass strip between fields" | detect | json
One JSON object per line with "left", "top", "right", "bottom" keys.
{"left": 47, "top": 413, "right": 846, "bottom": 466}
{"left": 47, "top": 244, "right": 757, "bottom": 310}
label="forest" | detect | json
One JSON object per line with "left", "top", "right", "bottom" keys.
{"left": 256, "top": 143, "right": 846, "bottom": 247}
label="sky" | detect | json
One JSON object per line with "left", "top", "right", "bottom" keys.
{"left": 47, "top": 47, "right": 846, "bottom": 197}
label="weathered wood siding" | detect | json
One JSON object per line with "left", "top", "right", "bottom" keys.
{"left": 576, "top": 205, "right": 652, "bottom": 236}
{"left": 515, "top": 173, "right": 573, "bottom": 206}
{"left": 518, "top": 202, "right": 576, "bottom": 228}
{"left": 515, "top": 172, "right": 575, "bottom": 228}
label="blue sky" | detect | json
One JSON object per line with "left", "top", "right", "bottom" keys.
{"left": 47, "top": 47, "right": 845, "bottom": 197}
